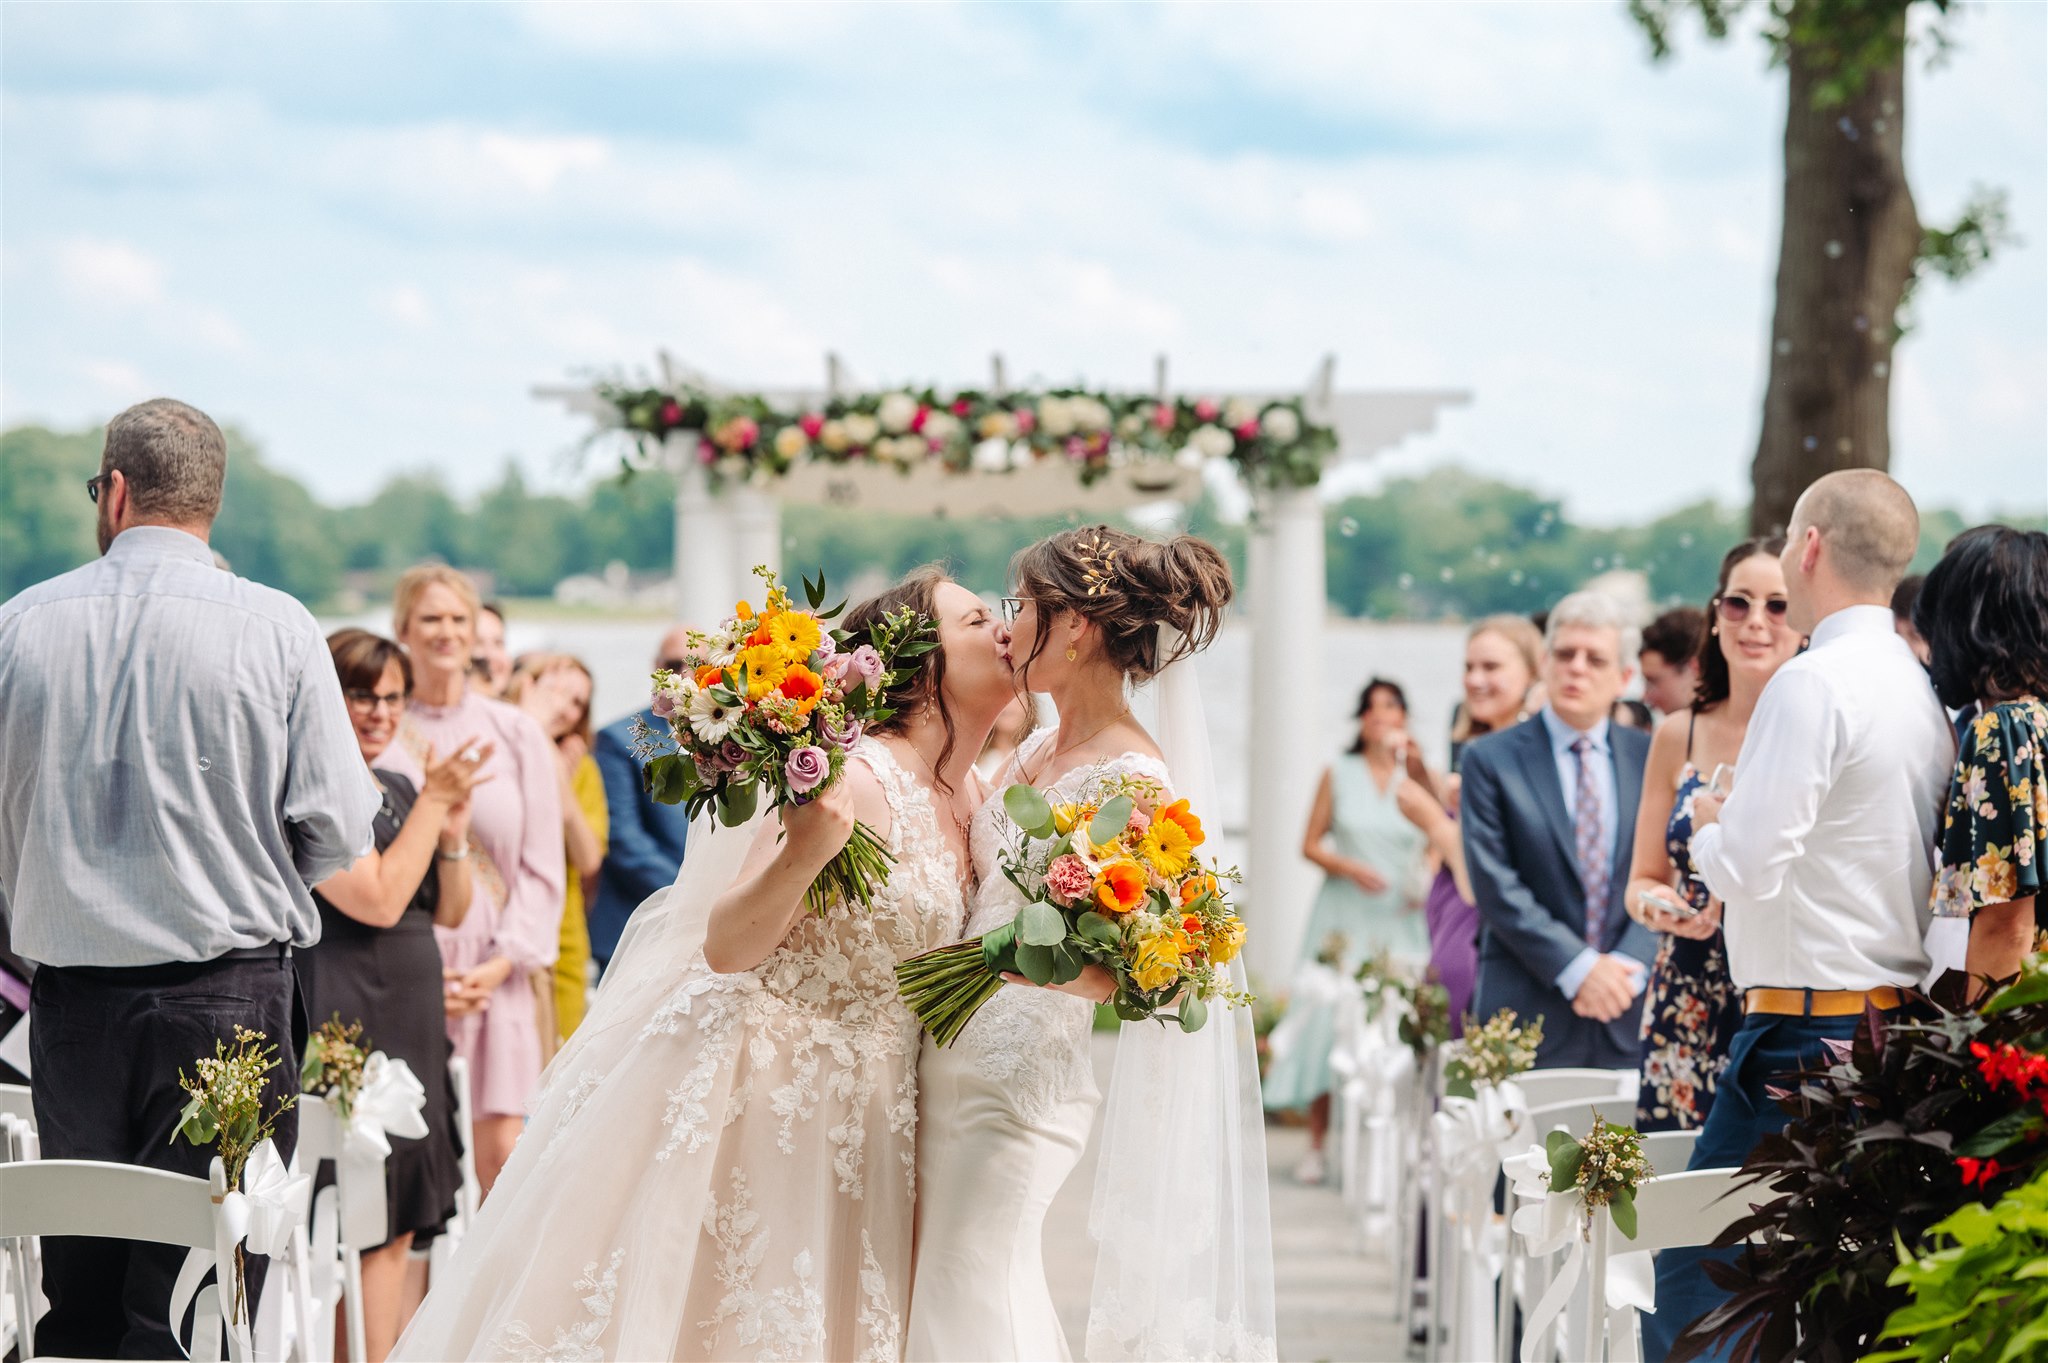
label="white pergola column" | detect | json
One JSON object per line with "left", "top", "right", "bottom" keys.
{"left": 1244, "top": 482, "right": 1327, "bottom": 988}
{"left": 672, "top": 449, "right": 731, "bottom": 627}
{"left": 725, "top": 482, "right": 783, "bottom": 601}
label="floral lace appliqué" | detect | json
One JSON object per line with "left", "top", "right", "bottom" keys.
{"left": 492, "top": 1247, "right": 625, "bottom": 1362}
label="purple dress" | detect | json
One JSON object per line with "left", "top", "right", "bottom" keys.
{"left": 379, "top": 690, "right": 565, "bottom": 1119}
{"left": 1424, "top": 849, "right": 1477, "bottom": 1039}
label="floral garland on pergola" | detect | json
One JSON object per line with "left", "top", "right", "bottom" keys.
{"left": 592, "top": 379, "right": 1338, "bottom": 490}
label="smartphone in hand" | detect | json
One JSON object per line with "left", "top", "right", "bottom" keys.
{"left": 1642, "top": 886, "right": 1701, "bottom": 920}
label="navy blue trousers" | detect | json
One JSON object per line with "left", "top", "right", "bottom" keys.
{"left": 1643, "top": 1011, "right": 1864, "bottom": 1362}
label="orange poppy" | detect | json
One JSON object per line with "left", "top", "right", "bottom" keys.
{"left": 696, "top": 664, "right": 728, "bottom": 689}
{"left": 1179, "top": 873, "right": 1217, "bottom": 907}
{"left": 1159, "top": 798, "right": 1205, "bottom": 848}
{"left": 1093, "top": 860, "right": 1148, "bottom": 916}
{"left": 778, "top": 664, "right": 824, "bottom": 712}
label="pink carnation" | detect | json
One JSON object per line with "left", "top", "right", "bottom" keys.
{"left": 1044, "top": 854, "right": 1093, "bottom": 906}
{"left": 1125, "top": 807, "right": 1150, "bottom": 837}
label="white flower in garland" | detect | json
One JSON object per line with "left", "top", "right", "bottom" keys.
{"left": 1223, "top": 397, "right": 1259, "bottom": 430}
{"left": 971, "top": 438, "right": 1015, "bottom": 472}
{"left": 921, "top": 410, "right": 962, "bottom": 445}
{"left": 773, "top": 426, "right": 809, "bottom": 459}
{"left": 1069, "top": 396, "right": 1111, "bottom": 433}
{"left": 1190, "top": 423, "right": 1235, "bottom": 459}
{"left": 819, "top": 419, "right": 851, "bottom": 453}
{"left": 843, "top": 413, "right": 881, "bottom": 447}
{"left": 1038, "top": 396, "right": 1076, "bottom": 438}
{"left": 1260, "top": 406, "right": 1301, "bottom": 443}
{"left": 687, "top": 687, "right": 743, "bottom": 743}
{"left": 977, "top": 410, "right": 1017, "bottom": 441}
{"left": 878, "top": 392, "right": 919, "bottom": 434}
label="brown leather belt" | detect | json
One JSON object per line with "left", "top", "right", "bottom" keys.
{"left": 1743, "top": 986, "right": 1906, "bottom": 1017}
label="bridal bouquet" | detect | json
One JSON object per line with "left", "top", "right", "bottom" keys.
{"left": 642, "top": 566, "right": 935, "bottom": 915}
{"left": 897, "top": 769, "right": 1252, "bottom": 1046}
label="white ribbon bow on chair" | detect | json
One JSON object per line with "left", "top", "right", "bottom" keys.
{"left": 340, "top": 1053, "right": 430, "bottom": 1160}
{"left": 1505, "top": 1144, "right": 1655, "bottom": 1363}
{"left": 1429, "top": 1080, "right": 1530, "bottom": 1359}
{"left": 170, "top": 1139, "right": 310, "bottom": 1356}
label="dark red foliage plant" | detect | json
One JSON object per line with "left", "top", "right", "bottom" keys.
{"left": 1672, "top": 958, "right": 2048, "bottom": 1363}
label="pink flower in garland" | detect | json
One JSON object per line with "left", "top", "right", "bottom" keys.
{"left": 1194, "top": 397, "right": 1219, "bottom": 422}
{"left": 659, "top": 399, "right": 683, "bottom": 428}
{"left": 800, "top": 412, "right": 825, "bottom": 439}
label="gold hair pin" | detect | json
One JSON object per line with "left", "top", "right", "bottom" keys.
{"left": 1077, "top": 533, "right": 1118, "bottom": 597}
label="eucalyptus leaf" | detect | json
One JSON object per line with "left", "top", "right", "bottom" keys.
{"left": 1444, "top": 1073, "right": 1476, "bottom": 1100}
{"left": 717, "top": 778, "right": 758, "bottom": 827}
{"left": 1050, "top": 941, "right": 1084, "bottom": 984}
{"left": 1610, "top": 1187, "right": 1638, "bottom": 1240}
{"left": 1113, "top": 993, "right": 1150, "bottom": 1022}
{"left": 1178, "top": 996, "right": 1210, "bottom": 1033}
{"left": 1018, "top": 900, "right": 1067, "bottom": 947}
{"left": 1076, "top": 911, "right": 1122, "bottom": 948}
{"left": 1088, "top": 796, "right": 1134, "bottom": 846}
{"left": 1014, "top": 941, "right": 1055, "bottom": 985}
{"left": 1004, "top": 785, "right": 1055, "bottom": 839}
{"left": 646, "top": 753, "right": 694, "bottom": 806}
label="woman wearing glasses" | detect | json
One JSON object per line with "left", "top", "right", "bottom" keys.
{"left": 1622, "top": 537, "right": 1802, "bottom": 1132}
{"left": 303, "top": 628, "right": 488, "bottom": 1362}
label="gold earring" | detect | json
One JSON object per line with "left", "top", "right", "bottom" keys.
{"left": 1066, "top": 646, "right": 1078, "bottom": 662}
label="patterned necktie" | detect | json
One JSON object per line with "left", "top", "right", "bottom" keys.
{"left": 1571, "top": 735, "right": 1609, "bottom": 946}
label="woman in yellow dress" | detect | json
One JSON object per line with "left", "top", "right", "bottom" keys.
{"left": 507, "top": 654, "right": 608, "bottom": 1045}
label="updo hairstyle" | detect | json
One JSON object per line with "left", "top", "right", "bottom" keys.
{"left": 1010, "top": 525, "right": 1235, "bottom": 682}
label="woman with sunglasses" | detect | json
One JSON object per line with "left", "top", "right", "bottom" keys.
{"left": 303, "top": 629, "right": 489, "bottom": 1361}
{"left": 1623, "top": 537, "right": 1801, "bottom": 1132}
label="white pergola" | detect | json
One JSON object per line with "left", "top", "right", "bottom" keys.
{"left": 539, "top": 354, "right": 1468, "bottom": 986}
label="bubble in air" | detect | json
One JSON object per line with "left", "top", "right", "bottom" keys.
{"left": 1487, "top": 553, "right": 1503, "bottom": 568}
{"left": 1873, "top": 361, "right": 1890, "bottom": 378}
{"left": 1679, "top": 533, "right": 1695, "bottom": 549}
{"left": 1803, "top": 435, "right": 1819, "bottom": 451}
{"left": 1339, "top": 516, "right": 1358, "bottom": 537}
{"left": 1774, "top": 338, "right": 1793, "bottom": 355}
{"left": 1824, "top": 241, "right": 1844, "bottom": 259}
{"left": 1612, "top": 552, "right": 1627, "bottom": 567}
{"left": 1853, "top": 314, "right": 1870, "bottom": 332}
{"left": 1592, "top": 557, "right": 1607, "bottom": 571}
{"left": 1439, "top": 567, "right": 1456, "bottom": 582}
{"left": 1509, "top": 569, "right": 1525, "bottom": 586}
{"left": 197, "top": 757, "right": 212, "bottom": 772}
{"left": 1837, "top": 117, "right": 1859, "bottom": 141}
{"left": 1836, "top": 437, "right": 1853, "bottom": 455}
{"left": 1397, "top": 573, "right": 1415, "bottom": 590}
{"left": 1872, "top": 118, "right": 1888, "bottom": 135}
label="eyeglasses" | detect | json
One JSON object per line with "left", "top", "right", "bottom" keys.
{"left": 343, "top": 689, "right": 409, "bottom": 713}
{"left": 1716, "top": 593, "right": 1790, "bottom": 623}
{"left": 657, "top": 657, "right": 688, "bottom": 673}
{"left": 85, "top": 474, "right": 112, "bottom": 504}
{"left": 999, "top": 597, "right": 1028, "bottom": 623}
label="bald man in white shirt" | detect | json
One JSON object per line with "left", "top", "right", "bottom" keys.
{"left": 1647, "top": 470, "right": 1955, "bottom": 1361}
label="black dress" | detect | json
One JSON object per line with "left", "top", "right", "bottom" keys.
{"left": 300, "top": 772, "right": 464, "bottom": 1246}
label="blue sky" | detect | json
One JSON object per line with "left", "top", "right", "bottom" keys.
{"left": 3, "top": 1, "right": 2042, "bottom": 521}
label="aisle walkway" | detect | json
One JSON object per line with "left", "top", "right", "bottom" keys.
{"left": 1046, "top": 1035, "right": 1416, "bottom": 1363}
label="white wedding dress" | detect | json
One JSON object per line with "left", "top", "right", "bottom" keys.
{"left": 906, "top": 731, "right": 1170, "bottom": 1363}
{"left": 391, "top": 739, "right": 962, "bottom": 1362}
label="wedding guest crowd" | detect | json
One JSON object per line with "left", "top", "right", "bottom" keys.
{"left": 1624, "top": 537, "right": 1798, "bottom": 1132}
{"left": 505, "top": 653, "right": 609, "bottom": 1044}
{"left": 300, "top": 629, "right": 480, "bottom": 1362}
{"left": 0, "top": 398, "right": 380, "bottom": 1356}
{"left": 589, "top": 627, "right": 693, "bottom": 972}
{"left": 1638, "top": 605, "right": 1706, "bottom": 718}
{"left": 379, "top": 565, "right": 564, "bottom": 1196}
{"left": 1463, "top": 592, "right": 1656, "bottom": 1069}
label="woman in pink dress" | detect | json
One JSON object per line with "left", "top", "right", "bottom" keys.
{"left": 380, "top": 566, "right": 564, "bottom": 1196}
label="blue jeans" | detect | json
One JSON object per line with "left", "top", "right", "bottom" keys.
{"left": 1643, "top": 1011, "right": 1865, "bottom": 1362}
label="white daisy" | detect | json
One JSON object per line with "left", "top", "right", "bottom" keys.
{"left": 687, "top": 687, "right": 742, "bottom": 743}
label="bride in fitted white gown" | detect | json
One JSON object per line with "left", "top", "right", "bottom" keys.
{"left": 907, "top": 526, "right": 1275, "bottom": 1363}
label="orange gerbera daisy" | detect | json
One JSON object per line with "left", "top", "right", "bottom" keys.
{"left": 695, "top": 664, "right": 729, "bottom": 690}
{"left": 1158, "top": 798, "right": 1205, "bottom": 848}
{"left": 778, "top": 664, "right": 824, "bottom": 712}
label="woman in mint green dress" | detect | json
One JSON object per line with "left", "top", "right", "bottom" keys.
{"left": 1265, "top": 678, "right": 1434, "bottom": 1182}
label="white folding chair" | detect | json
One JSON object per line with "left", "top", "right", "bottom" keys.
{"left": 0, "top": 1158, "right": 251, "bottom": 1362}
{"left": 292, "top": 1098, "right": 391, "bottom": 1363}
{"left": 1588, "top": 1166, "right": 1759, "bottom": 1361}
{"left": 0, "top": 1113, "right": 36, "bottom": 1362}
{"left": 0, "top": 1084, "right": 34, "bottom": 1127}
{"left": 426, "top": 1056, "right": 481, "bottom": 1287}
{"left": 1513, "top": 1068, "right": 1638, "bottom": 1108}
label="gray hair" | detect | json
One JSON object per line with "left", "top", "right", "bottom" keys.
{"left": 1545, "top": 591, "right": 1641, "bottom": 669}
{"left": 101, "top": 398, "right": 227, "bottom": 527}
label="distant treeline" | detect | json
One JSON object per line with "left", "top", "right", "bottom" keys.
{"left": 3, "top": 423, "right": 2027, "bottom": 615}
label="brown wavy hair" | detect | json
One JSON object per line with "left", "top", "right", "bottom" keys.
{"left": 1009, "top": 526, "right": 1234, "bottom": 684}
{"left": 842, "top": 564, "right": 960, "bottom": 792}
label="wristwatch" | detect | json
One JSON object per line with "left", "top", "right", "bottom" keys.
{"left": 437, "top": 844, "right": 471, "bottom": 862}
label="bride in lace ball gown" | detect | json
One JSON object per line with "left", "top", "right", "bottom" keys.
{"left": 907, "top": 528, "right": 1276, "bottom": 1363}
{"left": 392, "top": 569, "right": 1009, "bottom": 1362}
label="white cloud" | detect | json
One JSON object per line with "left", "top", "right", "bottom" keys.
{"left": 78, "top": 357, "right": 150, "bottom": 395}
{"left": 378, "top": 285, "right": 436, "bottom": 329}
{"left": 55, "top": 238, "right": 164, "bottom": 307}
{"left": 476, "top": 132, "right": 610, "bottom": 194}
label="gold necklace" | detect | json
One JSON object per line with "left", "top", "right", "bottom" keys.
{"left": 898, "top": 737, "right": 974, "bottom": 853}
{"left": 1027, "top": 706, "right": 1133, "bottom": 784}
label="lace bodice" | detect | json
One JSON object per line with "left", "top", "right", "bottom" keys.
{"left": 948, "top": 730, "right": 1174, "bottom": 1120}
{"left": 741, "top": 738, "right": 968, "bottom": 1018}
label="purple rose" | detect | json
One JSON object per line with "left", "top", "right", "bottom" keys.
{"left": 820, "top": 715, "right": 864, "bottom": 750}
{"left": 785, "top": 745, "right": 829, "bottom": 794}
{"left": 813, "top": 632, "right": 837, "bottom": 661}
{"left": 717, "top": 738, "right": 748, "bottom": 771}
{"left": 846, "top": 644, "right": 884, "bottom": 691}
{"left": 652, "top": 689, "right": 678, "bottom": 718}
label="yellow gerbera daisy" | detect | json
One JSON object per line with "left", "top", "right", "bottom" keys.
{"left": 739, "top": 642, "right": 788, "bottom": 698}
{"left": 1138, "top": 819, "right": 1194, "bottom": 877}
{"left": 766, "top": 610, "right": 822, "bottom": 663}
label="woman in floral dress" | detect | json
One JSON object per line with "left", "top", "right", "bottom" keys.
{"left": 1914, "top": 524, "right": 2047, "bottom": 988}
{"left": 391, "top": 569, "right": 1015, "bottom": 1362}
{"left": 1623, "top": 538, "right": 1801, "bottom": 1131}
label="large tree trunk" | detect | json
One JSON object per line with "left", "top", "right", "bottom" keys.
{"left": 1749, "top": 19, "right": 1920, "bottom": 534}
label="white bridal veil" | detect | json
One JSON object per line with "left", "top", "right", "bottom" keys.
{"left": 1086, "top": 627, "right": 1279, "bottom": 1362}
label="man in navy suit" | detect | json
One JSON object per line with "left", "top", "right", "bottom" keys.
{"left": 589, "top": 626, "right": 693, "bottom": 972}
{"left": 1462, "top": 592, "right": 1656, "bottom": 1068}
